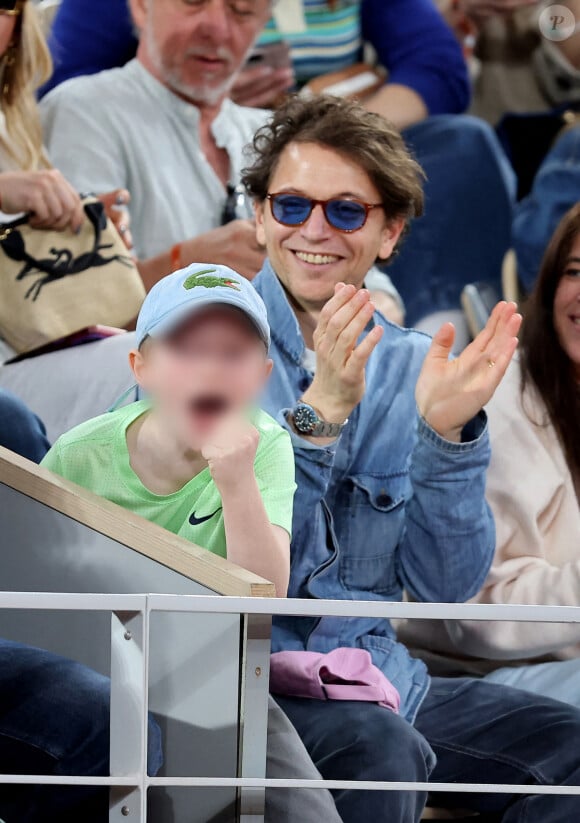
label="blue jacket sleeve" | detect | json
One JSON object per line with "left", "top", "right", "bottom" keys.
{"left": 513, "top": 125, "right": 580, "bottom": 292}
{"left": 400, "top": 415, "right": 495, "bottom": 604}
{"left": 360, "top": 0, "right": 470, "bottom": 115}
{"left": 277, "top": 407, "right": 494, "bottom": 605}
{"left": 41, "top": 0, "right": 138, "bottom": 98}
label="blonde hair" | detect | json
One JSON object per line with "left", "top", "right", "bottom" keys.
{"left": 0, "top": 1, "right": 52, "bottom": 171}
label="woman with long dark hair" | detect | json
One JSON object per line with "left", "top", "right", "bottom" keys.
{"left": 401, "top": 204, "right": 580, "bottom": 705}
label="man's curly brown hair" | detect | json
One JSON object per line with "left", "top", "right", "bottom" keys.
{"left": 242, "top": 95, "right": 425, "bottom": 229}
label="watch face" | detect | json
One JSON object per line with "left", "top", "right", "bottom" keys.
{"left": 293, "top": 403, "right": 318, "bottom": 434}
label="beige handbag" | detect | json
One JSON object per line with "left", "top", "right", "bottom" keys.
{"left": 0, "top": 196, "right": 145, "bottom": 355}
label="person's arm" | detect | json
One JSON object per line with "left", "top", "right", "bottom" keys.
{"left": 202, "top": 416, "right": 292, "bottom": 597}
{"left": 445, "top": 375, "right": 580, "bottom": 658}
{"left": 41, "top": 0, "right": 138, "bottom": 98}
{"left": 394, "top": 301, "right": 521, "bottom": 603}
{"left": 277, "top": 289, "right": 520, "bottom": 605}
{"left": 513, "top": 126, "right": 580, "bottom": 292}
{"left": 361, "top": 0, "right": 470, "bottom": 126}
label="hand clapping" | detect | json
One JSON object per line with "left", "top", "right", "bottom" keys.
{"left": 416, "top": 301, "right": 522, "bottom": 442}
{"left": 301, "top": 283, "right": 384, "bottom": 425}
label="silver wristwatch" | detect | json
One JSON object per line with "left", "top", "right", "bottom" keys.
{"left": 290, "top": 402, "right": 347, "bottom": 438}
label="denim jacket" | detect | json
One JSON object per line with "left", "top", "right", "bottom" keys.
{"left": 255, "top": 262, "right": 495, "bottom": 722}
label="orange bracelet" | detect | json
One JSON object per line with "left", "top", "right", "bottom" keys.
{"left": 170, "top": 242, "right": 183, "bottom": 272}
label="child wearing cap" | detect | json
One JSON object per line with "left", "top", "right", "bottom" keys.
{"left": 41, "top": 263, "right": 295, "bottom": 597}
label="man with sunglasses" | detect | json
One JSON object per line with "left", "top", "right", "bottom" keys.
{"left": 243, "top": 94, "right": 580, "bottom": 822}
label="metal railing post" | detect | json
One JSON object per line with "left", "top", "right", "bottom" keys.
{"left": 109, "top": 605, "right": 149, "bottom": 822}
{"left": 237, "top": 613, "right": 272, "bottom": 823}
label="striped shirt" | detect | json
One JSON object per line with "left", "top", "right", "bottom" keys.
{"left": 258, "top": 1, "right": 362, "bottom": 84}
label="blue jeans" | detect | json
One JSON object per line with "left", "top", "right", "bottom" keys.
{"left": 277, "top": 676, "right": 580, "bottom": 822}
{"left": 0, "top": 640, "right": 163, "bottom": 822}
{"left": 387, "top": 115, "right": 516, "bottom": 325}
{"left": 0, "top": 390, "right": 50, "bottom": 463}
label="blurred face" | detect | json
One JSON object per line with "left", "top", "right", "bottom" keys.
{"left": 130, "top": 306, "right": 272, "bottom": 447}
{"left": 0, "top": 9, "right": 18, "bottom": 59}
{"left": 255, "top": 142, "right": 405, "bottom": 315}
{"left": 131, "top": 0, "right": 270, "bottom": 106}
{"left": 554, "top": 233, "right": 580, "bottom": 380}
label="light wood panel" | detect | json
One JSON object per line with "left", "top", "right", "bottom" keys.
{"left": 0, "top": 446, "right": 275, "bottom": 598}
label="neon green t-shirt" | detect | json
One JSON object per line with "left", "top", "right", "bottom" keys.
{"left": 41, "top": 401, "right": 296, "bottom": 559}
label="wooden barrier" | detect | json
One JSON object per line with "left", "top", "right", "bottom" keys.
{"left": 0, "top": 446, "right": 275, "bottom": 822}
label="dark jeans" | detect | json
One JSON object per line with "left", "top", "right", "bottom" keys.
{"left": 0, "top": 390, "right": 50, "bottom": 463}
{"left": 388, "top": 115, "right": 516, "bottom": 325}
{"left": 0, "top": 640, "right": 163, "bottom": 823}
{"left": 276, "top": 677, "right": 580, "bottom": 822}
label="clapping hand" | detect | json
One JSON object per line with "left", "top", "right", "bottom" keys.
{"left": 416, "top": 301, "right": 522, "bottom": 442}
{"left": 301, "top": 283, "right": 384, "bottom": 425}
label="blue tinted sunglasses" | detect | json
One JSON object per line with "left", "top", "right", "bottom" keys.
{"left": 267, "top": 193, "right": 384, "bottom": 233}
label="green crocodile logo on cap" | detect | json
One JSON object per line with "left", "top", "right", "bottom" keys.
{"left": 183, "top": 268, "right": 241, "bottom": 291}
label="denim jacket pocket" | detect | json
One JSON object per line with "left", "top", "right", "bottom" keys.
{"left": 337, "top": 473, "right": 407, "bottom": 595}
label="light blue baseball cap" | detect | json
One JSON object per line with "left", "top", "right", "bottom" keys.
{"left": 136, "top": 263, "right": 270, "bottom": 349}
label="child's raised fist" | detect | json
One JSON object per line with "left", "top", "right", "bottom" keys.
{"left": 201, "top": 415, "right": 260, "bottom": 496}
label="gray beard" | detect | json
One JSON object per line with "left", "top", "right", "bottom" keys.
{"left": 144, "top": 24, "right": 237, "bottom": 107}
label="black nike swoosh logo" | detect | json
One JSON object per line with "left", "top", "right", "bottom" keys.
{"left": 189, "top": 507, "right": 222, "bottom": 526}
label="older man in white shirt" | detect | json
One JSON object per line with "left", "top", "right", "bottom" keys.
{"left": 41, "top": 0, "right": 271, "bottom": 290}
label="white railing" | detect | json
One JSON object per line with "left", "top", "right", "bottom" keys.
{"left": 2, "top": 592, "right": 580, "bottom": 822}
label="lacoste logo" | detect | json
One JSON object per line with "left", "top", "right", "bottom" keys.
{"left": 189, "top": 507, "right": 222, "bottom": 527}
{"left": 183, "top": 269, "right": 241, "bottom": 292}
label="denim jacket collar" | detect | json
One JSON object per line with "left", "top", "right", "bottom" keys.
{"left": 255, "top": 260, "right": 380, "bottom": 363}
{"left": 255, "top": 261, "right": 308, "bottom": 366}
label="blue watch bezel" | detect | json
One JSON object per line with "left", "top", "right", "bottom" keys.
{"left": 293, "top": 402, "right": 319, "bottom": 434}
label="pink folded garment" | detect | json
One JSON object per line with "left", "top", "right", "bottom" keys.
{"left": 270, "top": 648, "right": 400, "bottom": 713}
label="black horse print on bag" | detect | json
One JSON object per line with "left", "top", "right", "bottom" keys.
{"left": 0, "top": 200, "right": 133, "bottom": 301}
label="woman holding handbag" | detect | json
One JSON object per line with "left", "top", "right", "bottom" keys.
{"left": 0, "top": 0, "right": 130, "bottom": 239}
{"left": 0, "top": 0, "right": 141, "bottom": 361}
